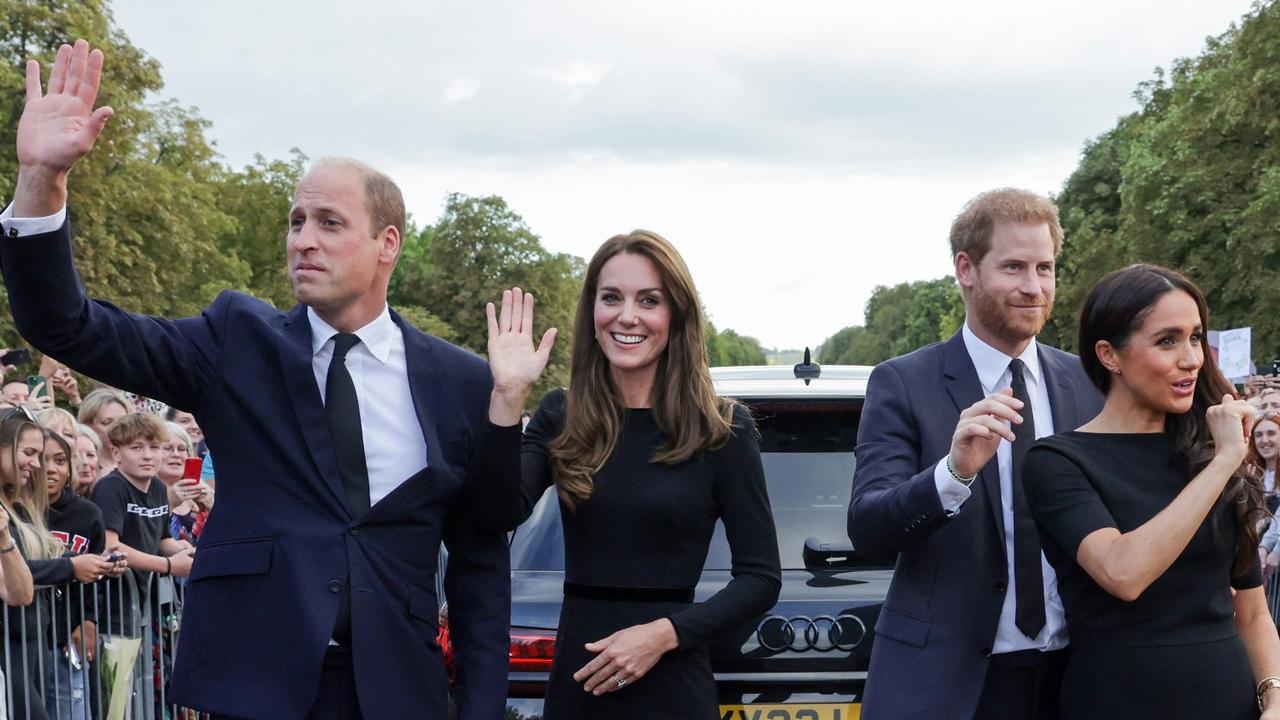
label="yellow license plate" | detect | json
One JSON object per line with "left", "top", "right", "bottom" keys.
{"left": 718, "top": 703, "right": 861, "bottom": 720}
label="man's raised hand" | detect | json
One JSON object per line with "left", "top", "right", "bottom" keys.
{"left": 487, "top": 288, "right": 556, "bottom": 426}
{"left": 14, "top": 39, "right": 113, "bottom": 216}
{"left": 948, "top": 387, "right": 1024, "bottom": 480}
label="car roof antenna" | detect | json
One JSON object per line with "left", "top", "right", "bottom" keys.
{"left": 793, "top": 347, "right": 821, "bottom": 386}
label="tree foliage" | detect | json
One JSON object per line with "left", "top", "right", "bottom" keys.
{"left": 705, "top": 321, "right": 767, "bottom": 366}
{"left": 1046, "top": 1, "right": 1280, "bottom": 364}
{"left": 819, "top": 277, "right": 962, "bottom": 365}
{"left": 0, "top": 2, "right": 315, "bottom": 335}
{"left": 390, "top": 193, "right": 584, "bottom": 400}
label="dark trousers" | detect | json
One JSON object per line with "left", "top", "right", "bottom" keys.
{"left": 974, "top": 648, "right": 1066, "bottom": 720}
{"left": 213, "top": 646, "right": 362, "bottom": 720}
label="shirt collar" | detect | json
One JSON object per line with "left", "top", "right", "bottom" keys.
{"left": 307, "top": 305, "right": 396, "bottom": 364}
{"left": 961, "top": 321, "right": 1042, "bottom": 392}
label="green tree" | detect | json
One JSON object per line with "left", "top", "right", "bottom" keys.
{"left": 1051, "top": 2, "right": 1280, "bottom": 365}
{"left": 890, "top": 277, "right": 963, "bottom": 358}
{"left": 214, "top": 150, "right": 308, "bottom": 309}
{"left": 817, "top": 325, "right": 860, "bottom": 364}
{"left": 0, "top": 0, "right": 252, "bottom": 345}
{"left": 705, "top": 321, "right": 767, "bottom": 366}
{"left": 819, "top": 276, "right": 962, "bottom": 366}
{"left": 396, "top": 194, "right": 583, "bottom": 400}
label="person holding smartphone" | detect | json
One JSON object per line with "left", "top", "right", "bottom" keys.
{"left": 159, "top": 422, "right": 212, "bottom": 545}
{"left": 1, "top": 379, "right": 31, "bottom": 408}
{"left": 43, "top": 428, "right": 121, "bottom": 720}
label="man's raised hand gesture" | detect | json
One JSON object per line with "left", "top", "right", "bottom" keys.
{"left": 486, "top": 287, "right": 557, "bottom": 426}
{"left": 948, "top": 387, "right": 1024, "bottom": 480}
{"left": 14, "top": 39, "right": 113, "bottom": 217}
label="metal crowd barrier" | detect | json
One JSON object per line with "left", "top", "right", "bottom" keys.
{"left": 0, "top": 572, "right": 208, "bottom": 720}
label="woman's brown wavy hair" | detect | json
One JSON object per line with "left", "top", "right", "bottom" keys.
{"left": 549, "top": 230, "right": 735, "bottom": 509}
{"left": 1078, "top": 264, "right": 1267, "bottom": 575}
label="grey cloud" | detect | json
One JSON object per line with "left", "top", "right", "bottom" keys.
{"left": 113, "top": 0, "right": 1251, "bottom": 173}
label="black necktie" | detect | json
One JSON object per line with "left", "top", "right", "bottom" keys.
{"left": 326, "top": 333, "right": 370, "bottom": 516}
{"left": 1009, "top": 358, "right": 1046, "bottom": 639}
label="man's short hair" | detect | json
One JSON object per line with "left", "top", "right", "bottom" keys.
{"left": 107, "top": 412, "right": 168, "bottom": 448}
{"left": 308, "top": 157, "right": 406, "bottom": 242}
{"left": 949, "top": 188, "right": 1063, "bottom": 263}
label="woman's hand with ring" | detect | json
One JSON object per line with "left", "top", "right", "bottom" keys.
{"left": 573, "top": 618, "right": 678, "bottom": 695}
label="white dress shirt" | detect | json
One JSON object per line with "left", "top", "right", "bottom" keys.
{"left": 308, "top": 307, "right": 427, "bottom": 507}
{"left": 0, "top": 203, "right": 66, "bottom": 235}
{"left": 931, "top": 322, "right": 1068, "bottom": 654}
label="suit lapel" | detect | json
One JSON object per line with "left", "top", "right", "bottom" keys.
{"left": 942, "top": 332, "right": 1006, "bottom": 547}
{"left": 277, "top": 305, "right": 352, "bottom": 519}
{"left": 393, "top": 310, "right": 445, "bottom": 474}
{"left": 1039, "top": 347, "right": 1081, "bottom": 432}
{"left": 348, "top": 312, "right": 446, "bottom": 526}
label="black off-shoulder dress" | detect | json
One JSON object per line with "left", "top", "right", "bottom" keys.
{"left": 1024, "top": 431, "right": 1261, "bottom": 720}
{"left": 519, "top": 389, "right": 782, "bottom": 720}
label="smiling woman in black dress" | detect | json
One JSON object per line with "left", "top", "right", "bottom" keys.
{"left": 1023, "top": 264, "right": 1280, "bottom": 719}
{"left": 484, "top": 230, "right": 782, "bottom": 719}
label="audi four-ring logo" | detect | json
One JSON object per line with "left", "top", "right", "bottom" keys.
{"left": 755, "top": 614, "right": 867, "bottom": 652}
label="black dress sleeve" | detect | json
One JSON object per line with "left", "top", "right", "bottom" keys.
{"left": 27, "top": 554, "right": 75, "bottom": 586}
{"left": 1023, "top": 441, "right": 1118, "bottom": 559}
{"left": 516, "top": 389, "right": 566, "bottom": 516}
{"left": 667, "top": 404, "right": 782, "bottom": 648}
{"left": 1232, "top": 553, "right": 1263, "bottom": 590}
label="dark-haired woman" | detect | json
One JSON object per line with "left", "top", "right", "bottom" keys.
{"left": 43, "top": 429, "right": 110, "bottom": 720}
{"left": 1023, "top": 264, "right": 1280, "bottom": 719}
{"left": 485, "top": 231, "right": 782, "bottom": 719}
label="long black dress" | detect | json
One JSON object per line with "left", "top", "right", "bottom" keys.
{"left": 1024, "top": 431, "right": 1261, "bottom": 720}
{"left": 520, "top": 389, "right": 781, "bottom": 720}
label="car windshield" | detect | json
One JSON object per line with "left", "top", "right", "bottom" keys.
{"left": 510, "top": 399, "right": 862, "bottom": 571}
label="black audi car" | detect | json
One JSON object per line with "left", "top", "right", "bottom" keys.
{"left": 452, "top": 363, "right": 890, "bottom": 720}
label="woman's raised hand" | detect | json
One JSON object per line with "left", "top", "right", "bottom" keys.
{"left": 1207, "top": 394, "right": 1255, "bottom": 467}
{"left": 486, "top": 288, "right": 557, "bottom": 425}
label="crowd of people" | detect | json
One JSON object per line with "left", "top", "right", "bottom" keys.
{"left": 1243, "top": 381, "right": 1280, "bottom": 583}
{"left": 0, "top": 366, "right": 215, "bottom": 719}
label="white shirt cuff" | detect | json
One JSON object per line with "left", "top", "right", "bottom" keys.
{"left": 934, "top": 457, "right": 972, "bottom": 515}
{"left": 0, "top": 203, "right": 67, "bottom": 237}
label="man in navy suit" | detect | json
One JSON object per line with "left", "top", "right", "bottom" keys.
{"left": 0, "top": 40, "right": 547, "bottom": 719}
{"left": 849, "top": 188, "right": 1103, "bottom": 719}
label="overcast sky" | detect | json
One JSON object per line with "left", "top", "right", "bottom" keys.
{"left": 111, "top": 0, "right": 1257, "bottom": 350}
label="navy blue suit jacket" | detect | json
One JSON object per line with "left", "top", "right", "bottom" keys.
{"left": 0, "top": 221, "right": 517, "bottom": 719}
{"left": 848, "top": 332, "right": 1102, "bottom": 719}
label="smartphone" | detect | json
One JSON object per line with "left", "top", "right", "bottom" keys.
{"left": 0, "top": 348, "right": 31, "bottom": 367}
{"left": 26, "top": 375, "right": 47, "bottom": 398}
{"left": 1272, "top": 359, "right": 1280, "bottom": 377}
{"left": 106, "top": 552, "right": 125, "bottom": 563}
{"left": 183, "top": 457, "right": 204, "bottom": 481}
